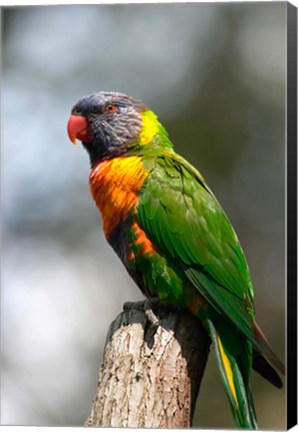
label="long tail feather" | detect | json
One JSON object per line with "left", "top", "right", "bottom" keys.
{"left": 206, "top": 319, "right": 258, "bottom": 429}
{"left": 253, "top": 321, "right": 285, "bottom": 376}
{"left": 252, "top": 350, "right": 283, "bottom": 389}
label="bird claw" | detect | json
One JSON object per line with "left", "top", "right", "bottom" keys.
{"left": 143, "top": 298, "right": 159, "bottom": 326}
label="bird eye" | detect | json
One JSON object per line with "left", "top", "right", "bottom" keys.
{"left": 104, "top": 103, "right": 117, "bottom": 113}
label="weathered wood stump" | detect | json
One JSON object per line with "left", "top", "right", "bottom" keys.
{"left": 85, "top": 300, "right": 210, "bottom": 428}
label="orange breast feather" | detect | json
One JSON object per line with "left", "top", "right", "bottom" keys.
{"left": 89, "top": 156, "right": 149, "bottom": 237}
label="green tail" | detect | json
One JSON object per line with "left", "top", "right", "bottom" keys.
{"left": 206, "top": 318, "right": 258, "bottom": 429}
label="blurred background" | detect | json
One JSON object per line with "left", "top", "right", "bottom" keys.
{"left": 2, "top": 3, "right": 286, "bottom": 429}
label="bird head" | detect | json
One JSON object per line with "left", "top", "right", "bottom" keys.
{"left": 67, "top": 91, "right": 172, "bottom": 166}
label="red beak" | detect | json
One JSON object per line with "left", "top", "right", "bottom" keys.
{"left": 67, "top": 115, "right": 92, "bottom": 144}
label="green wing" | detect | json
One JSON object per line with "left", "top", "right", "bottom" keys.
{"left": 137, "top": 152, "right": 257, "bottom": 343}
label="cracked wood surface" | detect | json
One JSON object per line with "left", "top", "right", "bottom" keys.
{"left": 85, "top": 301, "right": 210, "bottom": 428}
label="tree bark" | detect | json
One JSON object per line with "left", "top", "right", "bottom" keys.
{"left": 85, "top": 300, "right": 210, "bottom": 428}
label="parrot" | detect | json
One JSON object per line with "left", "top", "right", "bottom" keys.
{"left": 67, "top": 91, "right": 285, "bottom": 429}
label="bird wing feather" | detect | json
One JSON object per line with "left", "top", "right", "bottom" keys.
{"left": 137, "top": 153, "right": 256, "bottom": 342}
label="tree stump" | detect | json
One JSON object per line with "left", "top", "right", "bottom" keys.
{"left": 85, "top": 300, "right": 210, "bottom": 428}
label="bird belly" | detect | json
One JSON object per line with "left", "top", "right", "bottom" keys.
{"left": 109, "top": 218, "right": 207, "bottom": 314}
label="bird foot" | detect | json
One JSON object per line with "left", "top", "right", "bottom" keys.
{"left": 123, "top": 298, "right": 160, "bottom": 326}
{"left": 123, "top": 300, "right": 147, "bottom": 311}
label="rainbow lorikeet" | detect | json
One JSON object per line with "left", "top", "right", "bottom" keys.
{"left": 67, "top": 92, "right": 285, "bottom": 429}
